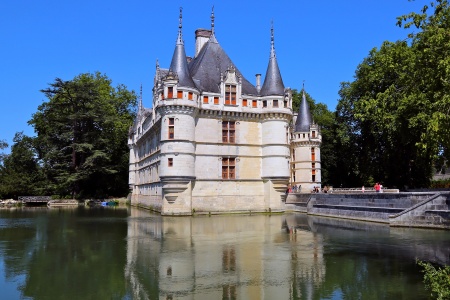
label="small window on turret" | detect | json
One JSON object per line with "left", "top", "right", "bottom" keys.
{"left": 284, "top": 100, "right": 288, "bottom": 108}
{"left": 177, "top": 91, "right": 183, "bottom": 99}
{"left": 312, "top": 131, "right": 316, "bottom": 138}
{"left": 263, "top": 101, "right": 267, "bottom": 108}
{"left": 214, "top": 97, "right": 219, "bottom": 105}
{"left": 168, "top": 87, "right": 173, "bottom": 98}
{"left": 168, "top": 158, "right": 173, "bottom": 167}
{"left": 188, "top": 92, "right": 193, "bottom": 100}
{"left": 242, "top": 99, "right": 247, "bottom": 106}
{"left": 168, "top": 118, "right": 174, "bottom": 139}
{"left": 203, "top": 96, "right": 208, "bottom": 103}
{"left": 252, "top": 100, "right": 257, "bottom": 108}
{"left": 273, "top": 100, "right": 278, "bottom": 107}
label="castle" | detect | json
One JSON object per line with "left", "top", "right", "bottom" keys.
{"left": 128, "top": 9, "right": 321, "bottom": 215}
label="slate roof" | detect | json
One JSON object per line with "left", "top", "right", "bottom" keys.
{"left": 260, "top": 28, "right": 285, "bottom": 96}
{"left": 188, "top": 34, "right": 258, "bottom": 95}
{"left": 168, "top": 25, "right": 197, "bottom": 89}
{"left": 295, "top": 91, "right": 313, "bottom": 132}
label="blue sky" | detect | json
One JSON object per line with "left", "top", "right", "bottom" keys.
{"left": 0, "top": 0, "right": 429, "bottom": 151}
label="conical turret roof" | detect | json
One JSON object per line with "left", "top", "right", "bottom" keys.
{"left": 260, "top": 24, "right": 285, "bottom": 96}
{"left": 168, "top": 8, "right": 197, "bottom": 89}
{"left": 295, "top": 90, "right": 313, "bottom": 132}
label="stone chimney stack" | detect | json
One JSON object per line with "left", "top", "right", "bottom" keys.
{"left": 195, "top": 29, "right": 212, "bottom": 57}
{"left": 255, "top": 74, "right": 261, "bottom": 92}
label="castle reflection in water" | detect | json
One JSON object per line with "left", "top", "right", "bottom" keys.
{"left": 125, "top": 210, "right": 326, "bottom": 299}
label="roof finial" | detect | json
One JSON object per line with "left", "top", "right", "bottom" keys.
{"left": 270, "top": 20, "right": 275, "bottom": 59}
{"left": 302, "top": 80, "right": 305, "bottom": 91}
{"left": 176, "top": 7, "right": 183, "bottom": 45}
{"left": 211, "top": 6, "right": 215, "bottom": 35}
{"left": 138, "top": 83, "right": 143, "bottom": 111}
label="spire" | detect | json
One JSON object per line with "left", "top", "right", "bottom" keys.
{"left": 260, "top": 21, "right": 285, "bottom": 96}
{"left": 138, "top": 83, "right": 143, "bottom": 111}
{"left": 295, "top": 88, "right": 313, "bottom": 132}
{"left": 168, "top": 7, "right": 197, "bottom": 89}
{"left": 208, "top": 6, "right": 218, "bottom": 43}
{"left": 176, "top": 7, "right": 183, "bottom": 45}
{"left": 211, "top": 6, "right": 215, "bottom": 35}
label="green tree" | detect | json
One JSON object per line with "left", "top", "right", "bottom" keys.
{"left": 397, "top": 0, "right": 450, "bottom": 180}
{"left": 0, "top": 139, "right": 7, "bottom": 165}
{"left": 0, "top": 132, "right": 45, "bottom": 198}
{"left": 333, "top": 0, "right": 450, "bottom": 189}
{"left": 29, "top": 72, "right": 136, "bottom": 199}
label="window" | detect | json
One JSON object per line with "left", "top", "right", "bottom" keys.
{"left": 168, "top": 118, "right": 174, "bottom": 139}
{"left": 168, "top": 87, "right": 173, "bottom": 98}
{"left": 214, "top": 97, "right": 219, "bottom": 105}
{"left": 273, "top": 100, "right": 278, "bottom": 107}
{"left": 222, "top": 121, "right": 235, "bottom": 143}
{"left": 263, "top": 100, "right": 267, "bottom": 108}
{"left": 168, "top": 158, "right": 173, "bottom": 167}
{"left": 312, "top": 162, "right": 315, "bottom": 169}
{"left": 225, "top": 84, "right": 236, "bottom": 105}
{"left": 222, "top": 158, "right": 236, "bottom": 179}
{"left": 312, "top": 174, "right": 316, "bottom": 182}
{"left": 311, "top": 147, "right": 315, "bottom": 161}
{"left": 177, "top": 91, "right": 183, "bottom": 99}
{"left": 242, "top": 99, "right": 247, "bottom": 107}
{"left": 293, "top": 149, "right": 296, "bottom": 160}
{"left": 312, "top": 131, "right": 316, "bottom": 138}
{"left": 188, "top": 92, "right": 193, "bottom": 100}
{"left": 252, "top": 100, "right": 257, "bottom": 108}
{"left": 284, "top": 100, "right": 288, "bottom": 108}
{"left": 203, "top": 96, "right": 209, "bottom": 104}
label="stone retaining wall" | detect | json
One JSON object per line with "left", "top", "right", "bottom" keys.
{"left": 285, "top": 192, "right": 450, "bottom": 229}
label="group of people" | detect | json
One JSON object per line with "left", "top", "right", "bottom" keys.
{"left": 374, "top": 182, "right": 383, "bottom": 193}
{"left": 286, "top": 185, "right": 302, "bottom": 194}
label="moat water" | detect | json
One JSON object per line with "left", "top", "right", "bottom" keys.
{"left": 0, "top": 207, "right": 448, "bottom": 299}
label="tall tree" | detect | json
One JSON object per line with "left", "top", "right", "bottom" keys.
{"left": 0, "top": 133, "right": 45, "bottom": 198}
{"left": 334, "top": 0, "right": 450, "bottom": 189}
{"left": 0, "top": 139, "right": 7, "bottom": 165}
{"left": 29, "top": 72, "right": 136, "bottom": 198}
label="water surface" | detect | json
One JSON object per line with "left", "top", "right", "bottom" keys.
{"left": 0, "top": 207, "right": 448, "bottom": 299}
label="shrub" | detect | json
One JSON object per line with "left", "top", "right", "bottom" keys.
{"left": 417, "top": 260, "right": 450, "bottom": 300}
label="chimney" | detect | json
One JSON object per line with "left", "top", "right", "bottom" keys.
{"left": 195, "top": 29, "right": 212, "bottom": 57}
{"left": 255, "top": 74, "right": 261, "bottom": 92}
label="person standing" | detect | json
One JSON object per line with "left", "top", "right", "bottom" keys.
{"left": 374, "top": 183, "right": 381, "bottom": 193}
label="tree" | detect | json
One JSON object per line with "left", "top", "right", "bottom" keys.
{"left": 29, "top": 72, "right": 136, "bottom": 199}
{"left": 0, "top": 139, "right": 7, "bottom": 165}
{"left": 0, "top": 132, "right": 45, "bottom": 198}
{"left": 332, "top": 0, "right": 450, "bottom": 189}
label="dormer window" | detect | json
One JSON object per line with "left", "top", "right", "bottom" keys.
{"left": 225, "top": 85, "right": 236, "bottom": 105}
{"left": 273, "top": 100, "right": 278, "bottom": 107}
{"left": 168, "top": 87, "right": 173, "bottom": 98}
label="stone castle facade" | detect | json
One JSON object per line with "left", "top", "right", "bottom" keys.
{"left": 128, "top": 10, "right": 321, "bottom": 215}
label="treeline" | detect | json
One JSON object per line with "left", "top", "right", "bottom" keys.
{"left": 0, "top": 72, "right": 137, "bottom": 199}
